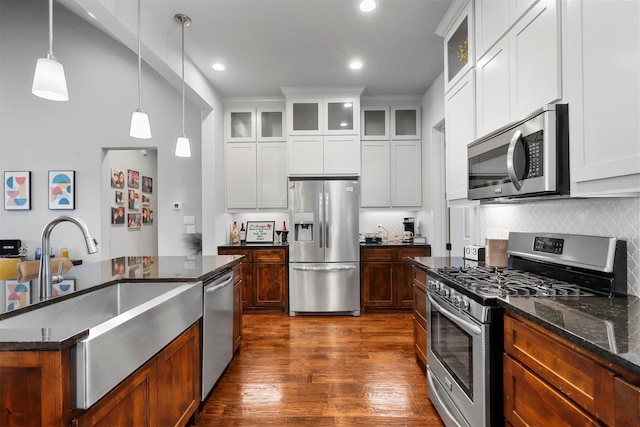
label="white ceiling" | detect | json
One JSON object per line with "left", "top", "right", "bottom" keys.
{"left": 66, "top": 0, "right": 453, "bottom": 100}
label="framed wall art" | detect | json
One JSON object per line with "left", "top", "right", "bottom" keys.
{"left": 48, "top": 170, "right": 75, "bottom": 210}
{"left": 110, "top": 168, "right": 125, "bottom": 188}
{"left": 4, "top": 171, "right": 31, "bottom": 210}
{"left": 142, "top": 176, "right": 153, "bottom": 193}
{"left": 127, "top": 169, "right": 139, "bottom": 188}
{"left": 5, "top": 279, "right": 30, "bottom": 311}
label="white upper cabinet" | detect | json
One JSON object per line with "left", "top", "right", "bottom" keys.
{"left": 390, "top": 140, "right": 422, "bottom": 207}
{"left": 225, "top": 143, "right": 257, "bottom": 208}
{"left": 361, "top": 141, "right": 391, "bottom": 207}
{"left": 288, "top": 135, "right": 324, "bottom": 175}
{"left": 444, "top": 1, "right": 474, "bottom": 93}
{"left": 476, "top": 36, "right": 510, "bottom": 137}
{"left": 361, "top": 107, "right": 389, "bottom": 140}
{"left": 475, "top": 0, "right": 510, "bottom": 59}
{"left": 391, "top": 106, "right": 421, "bottom": 140}
{"left": 509, "top": 0, "right": 561, "bottom": 120}
{"left": 445, "top": 70, "right": 476, "bottom": 202}
{"left": 257, "top": 142, "right": 288, "bottom": 208}
{"left": 257, "top": 107, "right": 285, "bottom": 142}
{"left": 225, "top": 108, "right": 256, "bottom": 142}
{"left": 509, "top": 0, "right": 539, "bottom": 25}
{"left": 565, "top": 0, "right": 640, "bottom": 196}
{"left": 324, "top": 135, "right": 361, "bottom": 175}
{"left": 287, "top": 98, "right": 322, "bottom": 135}
{"left": 475, "top": 0, "right": 560, "bottom": 137}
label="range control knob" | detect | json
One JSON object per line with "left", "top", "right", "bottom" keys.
{"left": 440, "top": 287, "right": 450, "bottom": 298}
{"left": 461, "top": 298, "right": 470, "bottom": 311}
{"left": 452, "top": 295, "right": 461, "bottom": 307}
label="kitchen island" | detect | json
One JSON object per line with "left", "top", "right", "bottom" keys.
{"left": 0, "top": 255, "right": 241, "bottom": 427}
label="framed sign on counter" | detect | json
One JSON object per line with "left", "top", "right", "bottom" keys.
{"left": 246, "top": 221, "right": 275, "bottom": 243}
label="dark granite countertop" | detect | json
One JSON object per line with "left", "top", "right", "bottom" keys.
{"left": 0, "top": 255, "right": 241, "bottom": 350}
{"left": 218, "top": 243, "right": 289, "bottom": 249}
{"left": 409, "top": 256, "right": 640, "bottom": 377}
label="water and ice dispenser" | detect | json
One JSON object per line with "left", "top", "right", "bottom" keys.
{"left": 294, "top": 213, "right": 314, "bottom": 242}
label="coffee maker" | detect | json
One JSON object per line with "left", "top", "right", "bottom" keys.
{"left": 402, "top": 217, "right": 415, "bottom": 243}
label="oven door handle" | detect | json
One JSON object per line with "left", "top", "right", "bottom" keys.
{"left": 507, "top": 129, "right": 523, "bottom": 191}
{"left": 428, "top": 293, "right": 482, "bottom": 336}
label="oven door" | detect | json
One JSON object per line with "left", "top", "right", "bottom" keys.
{"left": 426, "top": 291, "right": 490, "bottom": 427}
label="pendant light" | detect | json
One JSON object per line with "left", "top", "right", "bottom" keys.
{"left": 130, "top": 0, "right": 152, "bottom": 139}
{"left": 32, "top": 0, "right": 69, "bottom": 101}
{"left": 174, "top": 14, "right": 191, "bottom": 158}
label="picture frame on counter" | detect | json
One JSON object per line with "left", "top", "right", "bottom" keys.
{"left": 5, "top": 279, "right": 30, "bottom": 311}
{"left": 246, "top": 221, "right": 275, "bottom": 243}
{"left": 4, "top": 171, "right": 31, "bottom": 210}
{"left": 48, "top": 170, "right": 75, "bottom": 210}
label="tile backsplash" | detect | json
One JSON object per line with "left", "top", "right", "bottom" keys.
{"left": 479, "top": 197, "right": 640, "bottom": 296}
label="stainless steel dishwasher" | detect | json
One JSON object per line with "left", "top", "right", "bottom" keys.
{"left": 202, "top": 269, "right": 234, "bottom": 400}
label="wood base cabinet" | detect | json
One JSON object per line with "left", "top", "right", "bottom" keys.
{"left": 361, "top": 246, "right": 431, "bottom": 312}
{"left": 73, "top": 322, "right": 200, "bottom": 427}
{"left": 218, "top": 246, "right": 288, "bottom": 313}
{"left": 412, "top": 266, "right": 427, "bottom": 371}
{"left": 504, "top": 311, "right": 640, "bottom": 426}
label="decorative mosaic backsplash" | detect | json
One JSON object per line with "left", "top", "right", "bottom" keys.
{"left": 479, "top": 197, "right": 640, "bottom": 296}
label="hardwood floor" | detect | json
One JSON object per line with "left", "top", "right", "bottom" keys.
{"left": 196, "top": 313, "right": 445, "bottom": 426}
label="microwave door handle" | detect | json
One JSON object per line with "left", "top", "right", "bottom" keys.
{"left": 507, "top": 130, "right": 523, "bottom": 191}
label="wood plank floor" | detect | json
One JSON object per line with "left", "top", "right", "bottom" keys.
{"left": 195, "top": 313, "right": 445, "bottom": 426}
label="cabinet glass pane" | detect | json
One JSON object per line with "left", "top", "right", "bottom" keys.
{"left": 261, "top": 111, "right": 283, "bottom": 138}
{"left": 364, "top": 110, "right": 386, "bottom": 136}
{"left": 292, "top": 103, "right": 319, "bottom": 131}
{"left": 447, "top": 16, "right": 469, "bottom": 83}
{"left": 395, "top": 110, "right": 417, "bottom": 136}
{"left": 327, "top": 102, "right": 354, "bottom": 131}
{"left": 230, "top": 112, "right": 253, "bottom": 138}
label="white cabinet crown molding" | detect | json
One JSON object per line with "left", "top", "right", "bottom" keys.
{"left": 435, "top": 0, "right": 471, "bottom": 37}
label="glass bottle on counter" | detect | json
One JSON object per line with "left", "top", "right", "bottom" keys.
{"left": 231, "top": 222, "right": 239, "bottom": 245}
{"left": 239, "top": 222, "right": 246, "bottom": 244}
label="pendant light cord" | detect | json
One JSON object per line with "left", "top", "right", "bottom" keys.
{"left": 48, "top": 0, "right": 54, "bottom": 57}
{"left": 137, "top": 0, "right": 142, "bottom": 110}
{"left": 181, "top": 20, "right": 186, "bottom": 137}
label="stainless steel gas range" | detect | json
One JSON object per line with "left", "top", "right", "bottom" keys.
{"left": 425, "top": 232, "right": 627, "bottom": 427}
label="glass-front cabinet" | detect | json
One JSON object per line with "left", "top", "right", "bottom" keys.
{"left": 257, "top": 107, "right": 285, "bottom": 142}
{"left": 391, "top": 106, "right": 421, "bottom": 140}
{"left": 361, "top": 107, "right": 389, "bottom": 140}
{"left": 443, "top": 1, "right": 474, "bottom": 93}
{"left": 225, "top": 108, "right": 256, "bottom": 142}
{"left": 286, "top": 97, "right": 359, "bottom": 136}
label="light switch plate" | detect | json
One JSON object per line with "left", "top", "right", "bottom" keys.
{"left": 183, "top": 216, "right": 196, "bottom": 225}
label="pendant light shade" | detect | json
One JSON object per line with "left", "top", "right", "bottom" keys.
{"left": 130, "top": 110, "right": 152, "bottom": 139}
{"left": 32, "top": 0, "right": 68, "bottom": 101}
{"left": 175, "top": 136, "right": 191, "bottom": 157}
{"left": 130, "top": 0, "right": 152, "bottom": 139}
{"left": 175, "top": 14, "right": 191, "bottom": 158}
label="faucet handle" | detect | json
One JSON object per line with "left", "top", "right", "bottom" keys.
{"left": 52, "top": 260, "right": 65, "bottom": 284}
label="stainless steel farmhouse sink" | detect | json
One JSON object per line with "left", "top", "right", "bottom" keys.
{"left": 0, "top": 281, "right": 202, "bottom": 409}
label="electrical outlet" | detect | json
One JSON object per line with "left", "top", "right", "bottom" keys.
{"left": 376, "top": 223, "right": 382, "bottom": 232}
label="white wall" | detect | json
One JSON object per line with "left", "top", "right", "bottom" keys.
{"left": 0, "top": 0, "right": 204, "bottom": 260}
{"left": 102, "top": 149, "right": 158, "bottom": 258}
{"left": 419, "top": 72, "right": 446, "bottom": 254}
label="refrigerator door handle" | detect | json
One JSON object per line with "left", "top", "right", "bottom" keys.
{"left": 292, "top": 265, "right": 357, "bottom": 272}
{"left": 318, "top": 192, "right": 323, "bottom": 248}
{"left": 325, "top": 192, "right": 330, "bottom": 248}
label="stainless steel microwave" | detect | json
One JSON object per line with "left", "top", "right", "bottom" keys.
{"left": 467, "top": 104, "right": 569, "bottom": 201}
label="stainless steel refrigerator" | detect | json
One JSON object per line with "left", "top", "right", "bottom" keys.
{"left": 288, "top": 177, "right": 360, "bottom": 316}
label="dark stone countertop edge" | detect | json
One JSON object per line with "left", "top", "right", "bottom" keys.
{"left": 360, "top": 242, "right": 431, "bottom": 248}
{"left": 0, "top": 256, "right": 242, "bottom": 351}
{"left": 498, "top": 299, "right": 640, "bottom": 377}
{"left": 218, "top": 243, "right": 289, "bottom": 249}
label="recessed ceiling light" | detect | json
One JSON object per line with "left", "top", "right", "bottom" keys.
{"left": 212, "top": 63, "right": 225, "bottom": 71}
{"left": 349, "top": 60, "right": 363, "bottom": 70}
{"left": 359, "top": 0, "right": 376, "bottom": 13}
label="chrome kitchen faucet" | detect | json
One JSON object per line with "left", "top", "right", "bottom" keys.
{"left": 38, "top": 215, "right": 99, "bottom": 299}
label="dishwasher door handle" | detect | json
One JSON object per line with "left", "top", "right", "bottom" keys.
{"left": 205, "top": 275, "right": 233, "bottom": 293}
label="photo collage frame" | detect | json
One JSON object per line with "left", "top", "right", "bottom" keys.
{"left": 110, "top": 168, "right": 153, "bottom": 229}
